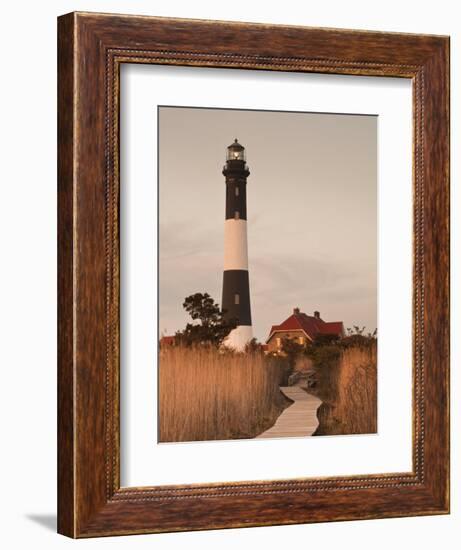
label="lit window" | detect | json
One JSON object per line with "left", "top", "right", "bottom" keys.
{"left": 276, "top": 337, "right": 281, "bottom": 348}
{"left": 234, "top": 211, "right": 240, "bottom": 220}
{"left": 235, "top": 186, "right": 239, "bottom": 196}
{"left": 299, "top": 337, "right": 304, "bottom": 345}
{"left": 234, "top": 294, "right": 240, "bottom": 305}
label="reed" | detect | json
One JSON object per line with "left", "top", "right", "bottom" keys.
{"left": 312, "top": 344, "right": 377, "bottom": 435}
{"left": 159, "top": 346, "right": 286, "bottom": 442}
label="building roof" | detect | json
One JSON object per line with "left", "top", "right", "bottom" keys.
{"left": 228, "top": 138, "right": 245, "bottom": 150}
{"left": 160, "top": 335, "right": 175, "bottom": 345}
{"left": 318, "top": 321, "right": 344, "bottom": 335}
{"left": 266, "top": 309, "right": 344, "bottom": 343}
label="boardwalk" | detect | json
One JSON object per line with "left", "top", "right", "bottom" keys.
{"left": 257, "top": 386, "right": 322, "bottom": 439}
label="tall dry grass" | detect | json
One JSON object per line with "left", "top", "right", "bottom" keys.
{"left": 159, "top": 346, "right": 286, "bottom": 442}
{"left": 311, "top": 344, "right": 377, "bottom": 435}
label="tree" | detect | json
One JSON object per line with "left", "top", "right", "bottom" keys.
{"left": 244, "top": 337, "right": 264, "bottom": 355}
{"left": 175, "top": 292, "right": 237, "bottom": 347}
{"left": 342, "top": 326, "right": 377, "bottom": 349}
{"left": 346, "top": 325, "right": 366, "bottom": 336}
{"left": 281, "top": 337, "right": 305, "bottom": 368}
{"left": 313, "top": 333, "right": 340, "bottom": 346}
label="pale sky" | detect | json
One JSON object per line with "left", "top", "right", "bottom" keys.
{"left": 159, "top": 106, "right": 377, "bottom": 341}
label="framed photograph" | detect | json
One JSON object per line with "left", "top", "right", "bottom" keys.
{"left": 58, "top": 12, "right": 450, "bottom": 537}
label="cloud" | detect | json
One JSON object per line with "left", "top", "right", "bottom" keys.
{"left": 158, "top": 107, "right": 377, "bottom": 341}
{"left": 249, "top": 252, "right": 376, "bottom": 339}
{"left": 159, "top": 242, "right": 377, "bottom": 341}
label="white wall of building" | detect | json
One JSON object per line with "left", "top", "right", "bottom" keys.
{"left": 223, "top": 220, "right": 249, "bottom": 271}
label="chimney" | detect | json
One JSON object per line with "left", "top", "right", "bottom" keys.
{"left": 314, "top": 311, "right": 320, "bottom": 319}
{"left": 293, "top": 307, "right": 300, "bottom": 315}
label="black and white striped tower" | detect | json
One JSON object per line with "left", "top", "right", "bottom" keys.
{"left": 221, "top": 139, "right": 253, "bottom": 350}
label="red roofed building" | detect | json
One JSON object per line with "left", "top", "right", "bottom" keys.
{"left": 159, "top": 335, "right": 175, "bottom": 347}
{"left": 266, "top": 308, "right": 344, "bottom": 353}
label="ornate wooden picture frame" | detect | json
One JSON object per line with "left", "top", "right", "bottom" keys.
{"left": 58, "top": 12, "right": 450, "bottom": 537}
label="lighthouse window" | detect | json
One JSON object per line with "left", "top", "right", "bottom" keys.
{"left": 234, "top": 294, "right": 240, "bottom": 305}
{"left": 234, "top": 211, "right": 240, "bottom": 220}
{"left": 235, "top": 186, "right": 239, "bottom": 197}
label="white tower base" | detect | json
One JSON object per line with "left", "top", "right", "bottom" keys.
{"left": 223, "top": 325, "right": 253, "bottom": 352}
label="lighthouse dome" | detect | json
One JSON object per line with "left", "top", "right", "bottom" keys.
{"left": 226, "top": 138, "right": 246, "bottom": 161}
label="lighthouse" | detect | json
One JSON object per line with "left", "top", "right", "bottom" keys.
{"left": 221, "top": 139, "right": 253, "bottom": 350}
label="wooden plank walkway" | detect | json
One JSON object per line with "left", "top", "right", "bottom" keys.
{"left": 256, "top": 386, "right": 322, "bottom": 439}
